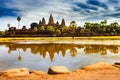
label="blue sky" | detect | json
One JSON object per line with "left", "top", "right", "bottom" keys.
{"left": 0, "top": 0, "right": 120, "bottom": 30}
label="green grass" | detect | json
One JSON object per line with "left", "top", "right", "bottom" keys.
{"left": 0, "top": 36, "right": 120, "bottom": 42}
{"left": 76, "top": 36, "right": 120, "bottom": 39}
{"left": 0, "top": 37, "right": 71, "bottom": 42}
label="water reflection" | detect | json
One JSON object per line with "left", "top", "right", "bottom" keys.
{"left": 84, "top": 45, "right": 119, "bottom": 55}
{"left": 18, "top": 49, "right": 22, "bottom": 61}
{"left": 7, "top": 43, "right": 78, "bottom": 61}
{"left": 0, "top": 43, "right": 120, "bottom": 61}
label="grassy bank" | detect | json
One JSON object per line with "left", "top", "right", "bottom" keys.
{"left": 0, "top": 37, "right": 71, "bottom": 42}
{"left": 76, "top": 36, "right": 120, "bottom": 39}
{"left": 0, "top": 36, "right": 120, "bottom": 42}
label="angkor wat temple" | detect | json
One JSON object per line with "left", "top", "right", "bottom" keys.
{"left": 9, "top": 14, "right": 66, "bottom": 37}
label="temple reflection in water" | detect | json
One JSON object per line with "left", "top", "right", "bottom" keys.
{"left": 1, "top": 43, "right": 120, "bottom": 61}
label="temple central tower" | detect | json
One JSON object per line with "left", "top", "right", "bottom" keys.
{"left": 48, "top": 14, "right": 54, "bottom": 26}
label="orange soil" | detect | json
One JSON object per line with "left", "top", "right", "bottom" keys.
{"left": 1, "top": 62, "right": 120, "bottom": 80}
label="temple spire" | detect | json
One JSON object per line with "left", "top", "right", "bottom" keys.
{"left": 61, "top": 18, "right": 65, "bottom": 27}
{"left": 55, "top": 21, "right": 59, "bottom": 28}
{"left": 41, "top": 17, "right": 46, "bottom": 28}
{"left": 48, "top": 14, "right": 54, "bottom": 26}
{"left": 39, "top": 20, "right": 42, "bottom": 27}
{"left": 56, "top": 21, "right": 59, "bottom": 26}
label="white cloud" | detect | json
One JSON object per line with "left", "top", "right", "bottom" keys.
{"left": 0, "top": 17, "right": 17, "bottom": 30}
{"left": 0, "top": 0, "right": 120, "bottom": 31}
{"left": 8, "top": 0, "right": 78, "bottom": 26}
{"left": 73, "top": 0, "right": 87, "bottom": 3}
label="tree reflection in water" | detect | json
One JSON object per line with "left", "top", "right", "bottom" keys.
{"left": 18, "top": 49, "right": 22, "bottom": 61}
{"left": 0, "top": 43, "right": 120, "bottom": 61}
{"left": 84, "top": 45, "right": 119, "bottom": 55}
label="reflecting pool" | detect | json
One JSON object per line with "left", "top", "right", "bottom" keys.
{"left": 0, "top": 42, "right": 120, "bottom": 72}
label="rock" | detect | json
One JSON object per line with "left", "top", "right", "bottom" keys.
{"left": 113, "top": 62, "right": 120, "bottom": 68}
{"left": 114, "top": 62, "right": 120, "bottom": 65}
{"left": 48, "top": 66, "right": 70, "bottom": 74}
{"left": 30, "top": 70, "right": 46, "bottom": 75}
{"left": 1, "top": 68, "right": 29, "bottom": 77}
{"left": 82, "top": 62, "right": 116, "bottom": 70}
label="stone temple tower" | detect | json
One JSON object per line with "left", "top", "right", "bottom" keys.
{"left": 61, "top": 18, "right": 65, "bottom": 28}
{"left": 48, "top": 14, "right": 55, "bottom": 26}
{"left": 41, "top": 17, "right": 46, "bottom": 28}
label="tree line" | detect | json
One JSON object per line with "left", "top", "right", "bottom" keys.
{"left": 0, "top": 16, "right": 120, "bottom": 37}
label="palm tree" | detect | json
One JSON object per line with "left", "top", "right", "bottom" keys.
{"left": 113, "top": 22, "right": 119, "bottom": 27}
{"left": 7, "top": 23, "right": 10, "bottom": 28}
{"left": 100, "top": 20, "right": 107, "bottom": 34}
{"left": 17, "top": 16, "right": 21, "bottom": 29}
{"left": 104, "top": 20, "right": 107, "bottom": 25}
{"left": 69, "top": 21, "right": 77, "bottom": 39}
{"left": 100, "top": 20, "right": 107, "bottom": 26}
{"left": 69, "top": 21, "right": 77, "bottom": 28}
{"left": 7, "top": 23, "right": 10, "bottom": 35}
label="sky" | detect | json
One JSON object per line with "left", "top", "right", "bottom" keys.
{"left": 0, "top": 0, "right": 120, "bottom": 31}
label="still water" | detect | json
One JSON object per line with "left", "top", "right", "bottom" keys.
{"left": 0, "top": 41, "right": 120, "bottom": 72}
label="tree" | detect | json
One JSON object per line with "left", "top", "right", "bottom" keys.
{"left": 69, "top": 21, "right": 77, "bottom": 32}
{"left": 22, "top": 25, "right": 27, "bottom": 30}
{"left": 69, "top": 21, "right": 77, "bottom": 28}
{"left": 116, "top": 27, "right": 120, "bottom": 35}
{"left": 69, "top": 21, "right": 77, "bottom": 38}
{"left": 62, "top": 26, "right": 69, "bottom": 33}
{"left": 112, "top": 22, "right": 119, "bottom": 28}
{"left": 108, "top": 22, "right": 119, "bottom": 35}
{"left": 0, "top": 31, "right": 4, "bottom": 37}
{"left": 7, "top": 24, "right": 10, "bottom": 35}
{"left": 30, "top": 22, "right": 39, "bottom": 29}
{"left": 39, "top": 26, "right": 45, "bottom": 31}
{"left": 7, "top": 23, "right": 10, "bottom": 28}
{"left": 4, "top": 29, "right": 9, "bottom": 36}
{"left": 34, "top": 27, "right": 38, "bottom": 31}
{"left": 17, "top": 16, "right": 21, "bottom": 29}
{"left": 84, "top": 22, "right": 91, "bottom": 29}
{"left": 80, "top": 28, "right": 84, "bottom": 33}
{"left": 56, "top": 29, "right": 61, "bottom": 35}
{"left": 100, "top": 20, "right": 107, "bottom": 26}
{"left": 100, "top": 20, "right": 107, "bottom": 34}
{"left": 92, "top": 23, "right": 101, "bottom": 34}
{"left": 47, "top": 26, "right": 55, "bottom": 33}
{"left": 84, "top": 22, "right": 91, "bottom": 32}
{"left": 104, "top": 20, "right": 107, "bottom": 25}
